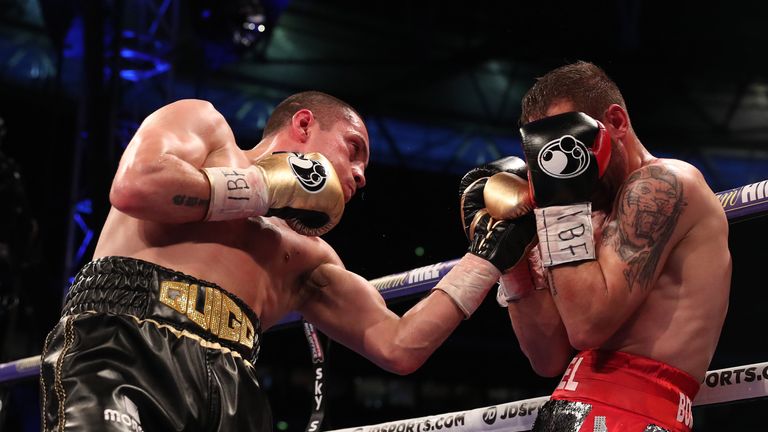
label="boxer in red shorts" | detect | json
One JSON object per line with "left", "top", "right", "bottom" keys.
{"left": 492, "top": 61, "right": 731, "bottom": 431}
{"left": 539, "top": 350, "right": 699, "bottom": 431}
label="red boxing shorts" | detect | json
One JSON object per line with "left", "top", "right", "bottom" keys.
{"left": 532, "top": 350, "right": 700, "bottom": 432}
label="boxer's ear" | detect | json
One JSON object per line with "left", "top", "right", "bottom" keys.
{"left": 290, "top": 109, "right": 315, "bottom": 143}
{"left": 601, "top": 104, "right": 628, "bottom": 140}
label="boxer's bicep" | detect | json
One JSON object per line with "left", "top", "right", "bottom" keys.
{"left": 111, "top": 100, "right": 243, "bottom": 221}
{"left": 600, "top": 164, "right": 689, "bottom": 295}
{"left": 548, "top": 164, "right": 693, "bottom": 348}
{"left": 130, "top": 99, "right": 238, "bottom": 165}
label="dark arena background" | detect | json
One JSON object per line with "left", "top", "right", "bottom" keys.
{"left": 1, "top": 1, "right": 768, "bottom": 431}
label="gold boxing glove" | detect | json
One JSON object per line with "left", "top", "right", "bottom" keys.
{"left": 483, "top": 171, "right": 533, "bottom": 221}
{"left": 471, "top": 170, "right": 537, "bottom": 303}
{"left": 202, "top": 152, "right": 344, "bottom": 236}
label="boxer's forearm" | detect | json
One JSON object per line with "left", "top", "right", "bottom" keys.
{"left": 507, "top": 289, "right": 573, "bottom": 377}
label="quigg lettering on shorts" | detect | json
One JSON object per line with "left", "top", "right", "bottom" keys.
{"left": 159, "top": 280, "right": 255, "bottom": 349}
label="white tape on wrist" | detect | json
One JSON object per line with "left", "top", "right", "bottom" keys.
{"left": 432, "top": 253, "right": 501, "bottom": 318}
{"left": 535, "top": 203, "right": 595, "bottom": 267}
{"left": 201, "top": 167, "right": 269, "bottom": 221}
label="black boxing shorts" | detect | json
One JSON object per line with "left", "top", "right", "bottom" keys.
{"left": 40, "top": 256, "right": 270, "bottom": 432}
{"left": 533, "top": 350, "right": 700, "bottom": 432}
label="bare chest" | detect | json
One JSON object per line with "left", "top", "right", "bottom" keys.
{"left": 100, "top": 214, "right": 328, "bottom": 327}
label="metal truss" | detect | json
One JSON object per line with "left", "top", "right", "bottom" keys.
{"left": 62, "top": 0, "right": 181, "bottom": 293}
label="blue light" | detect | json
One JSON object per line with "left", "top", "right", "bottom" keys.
{"left": 120, "top": 48, "right": 140, "bottom": 59}
{"left": 117, "top": 48, "right": 171, "bottom": 82}
{"left": 119, "top": 70, "right": 141, "bottom": 81}
{"left": 63, "top": 17, "right": 85, "bottom": 59}
{"left": 75, "top": 199, "right": 92, "bottom": 214}
{"left": 73, "top": 212, "right": 93, "bottom": 264}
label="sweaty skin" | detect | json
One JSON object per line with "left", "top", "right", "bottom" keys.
{"left": 507, "top": 101, "right": 731, "bottom": 382}
{"left": 95, "top": 99, "right": 469, "bottom": 375}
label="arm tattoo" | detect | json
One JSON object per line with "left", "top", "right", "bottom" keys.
{"left": 172, "top": 194, "right": 210, "bottom": 208}
{"left": 601, "top": 165, "right": 686, "bottom": 291}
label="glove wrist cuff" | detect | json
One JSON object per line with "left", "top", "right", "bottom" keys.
{"left": 202, "top": 166, "right": 268, "bottom": 221}
{"left": 534, "top": 203, "right": 595, "bottom": 267}
{"left": 432, "top": 253, "right": 500, "bottom": 319}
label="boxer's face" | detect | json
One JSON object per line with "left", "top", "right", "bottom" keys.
{"left": 308, "top": 108, "right": 369, "bottom": 203}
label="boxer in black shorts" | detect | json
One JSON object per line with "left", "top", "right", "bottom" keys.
{"left": 41, "top": 257, "right": 268, "bottom": 431}
{"left": 41, "top": 91, "right": 529, "bottom": 430}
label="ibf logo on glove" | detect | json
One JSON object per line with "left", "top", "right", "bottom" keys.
{"left": 537, "top": 135, "right": 591, "bottom": 179}
{"left": 287, "top": 153, "right": 329, "bottom": 193}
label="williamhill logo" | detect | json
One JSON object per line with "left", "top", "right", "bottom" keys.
{"left": 715, "top": 179, "right": 768, "bottom": 219}
{"left": 371, "top": 263, "right": 449, "bottom": 291}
